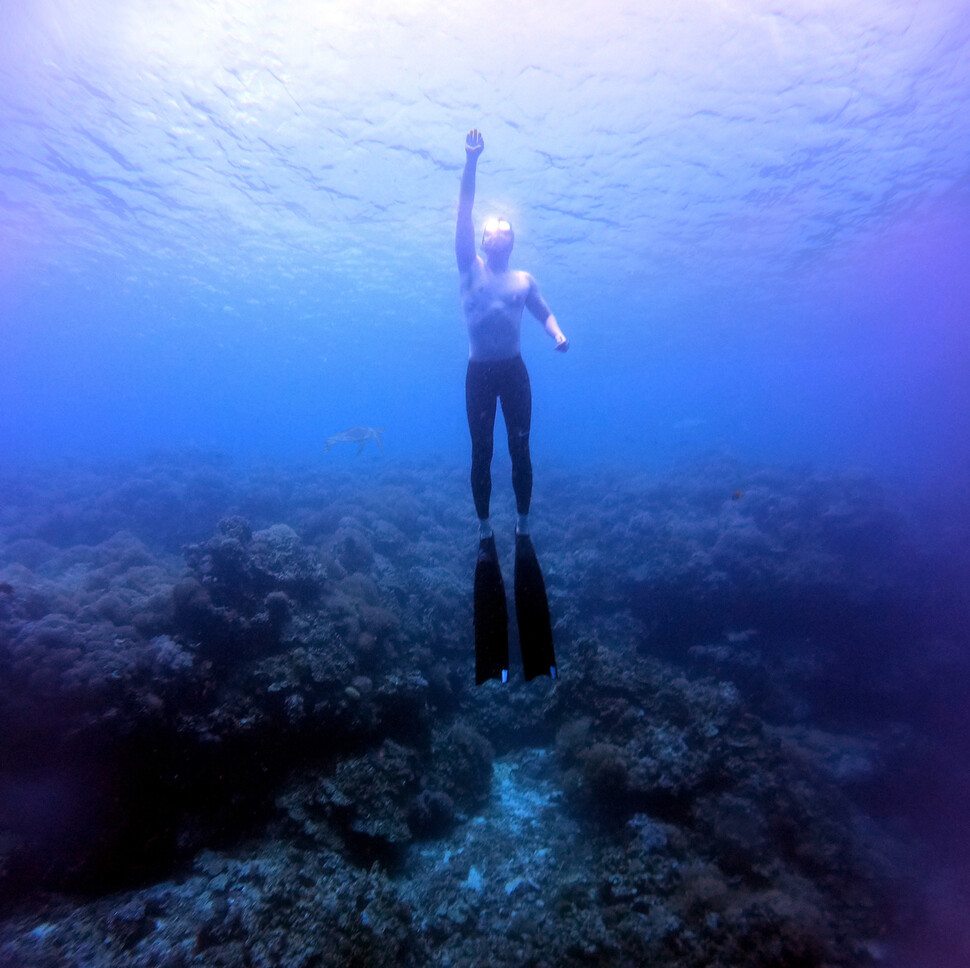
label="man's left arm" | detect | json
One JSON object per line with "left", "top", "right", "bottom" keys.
{"left": 526, "top": 276, "right": 569, "bottom": 352}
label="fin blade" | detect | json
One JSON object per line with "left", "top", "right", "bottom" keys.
{"left": 514, "top": 534, "right": 557, "bottom": 681}
{"left": 474, "top": 536, "right": 509, "bottom": 685}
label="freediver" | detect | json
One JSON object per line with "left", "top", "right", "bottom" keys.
{"left": 456, "top": 128, "right": 569, "bottom": 685}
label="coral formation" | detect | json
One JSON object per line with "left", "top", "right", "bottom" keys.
{"left": 0, "top": 454, "right": 966, "bottom": 966}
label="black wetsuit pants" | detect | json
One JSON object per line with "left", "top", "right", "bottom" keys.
{"left": 465, "top": 355, "right": 533, "bottom": 519}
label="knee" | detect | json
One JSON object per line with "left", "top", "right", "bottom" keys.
{"left": 508, "top": 428, "right": 531, "bottom": 460}
{"left": 472, "top": 440, "right": 494, "bottom": 466}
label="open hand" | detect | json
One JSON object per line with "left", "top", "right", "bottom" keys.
{"left": 465, "top": 129, "right": 484, "bottom": 158}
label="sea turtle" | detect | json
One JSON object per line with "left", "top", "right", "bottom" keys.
{"left": 324, "top": 426, "right": 385, "bottom": 455}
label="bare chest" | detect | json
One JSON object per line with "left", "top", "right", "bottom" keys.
{"left": 461, "top": 267, "right": 529, "bottom": 319}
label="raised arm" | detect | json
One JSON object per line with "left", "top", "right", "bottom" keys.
{"left": 526, "top": 276, "right": 570, "bottom": 352}
{"left": 456, "top": 129, "right": 484, "bottom": 274}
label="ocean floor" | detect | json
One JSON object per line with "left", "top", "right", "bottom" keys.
{"left": 0, "top": 452, "right": 968, "bottom": 967}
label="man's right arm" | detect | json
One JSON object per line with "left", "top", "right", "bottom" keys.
{"left": 456, "top": 129, "right": 484, "bottom": 274}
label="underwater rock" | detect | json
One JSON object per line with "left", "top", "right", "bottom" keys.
{"left": 331, "top": 523, "right": 375, "bottom": 574}
{"left": 627, "top": 812, "right": 670, "bottom": 852}
{"left": 407, "top": 790, "right": 456, "bottom": 839}
{"left": 427, "top": 722, "right": 494, "bottom": 811}
{"left": 573, "top": 742, "right": 632, "bottom": 822}
{"left": 280, "top": 739, "right": 421, "bottom": 869}
{"left": 374, "top": 672, "right": 432, "bottom": 745}
{"left": 182, "top": 517, "right": 324, "bottom": 611}
{"left": 173, "top": 518, "right": 326, "bottom": 663}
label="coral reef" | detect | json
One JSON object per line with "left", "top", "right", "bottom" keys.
{"left": 0, "top": 454, "right": 967, "bottom": 966}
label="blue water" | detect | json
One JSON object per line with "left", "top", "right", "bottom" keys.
{"left": 2, "top": 0, "right": 969, "bottom": 480}
{"left": 2, "top": 1, "right": 970, "bottom": 964}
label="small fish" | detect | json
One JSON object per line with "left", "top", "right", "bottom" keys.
{"left": 732, "top": 490, "right": 743, "bottom": 500}
{"left": 325, "top": 426, "right": 385, "bottom": 456}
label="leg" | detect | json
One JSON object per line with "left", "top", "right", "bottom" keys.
{"left": 466, "top": 361, "right": 497, "bottom": 520}
{"left": 467, "top": 361, "right": 509, "bottom": 686}
{"left": 499, "top": 356, "right": 533, "bottom": 516}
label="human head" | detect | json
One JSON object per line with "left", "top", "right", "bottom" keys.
{"left": 481, "top": 217, "right": 514, "bottom": 257}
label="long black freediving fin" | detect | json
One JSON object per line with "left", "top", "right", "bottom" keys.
{"left": 474, "top": 535, "right": 509, "bottom": 685}
{"left": 514, "top": 533, "right": 557, "bottom": 681}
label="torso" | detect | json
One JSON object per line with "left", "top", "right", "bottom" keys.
{"left": 460, "top": 258, "right": 532, "bottom": 361}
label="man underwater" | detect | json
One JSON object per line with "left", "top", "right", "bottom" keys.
{"left": 456, "top": 128, "right": 569, "bottom": 685}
